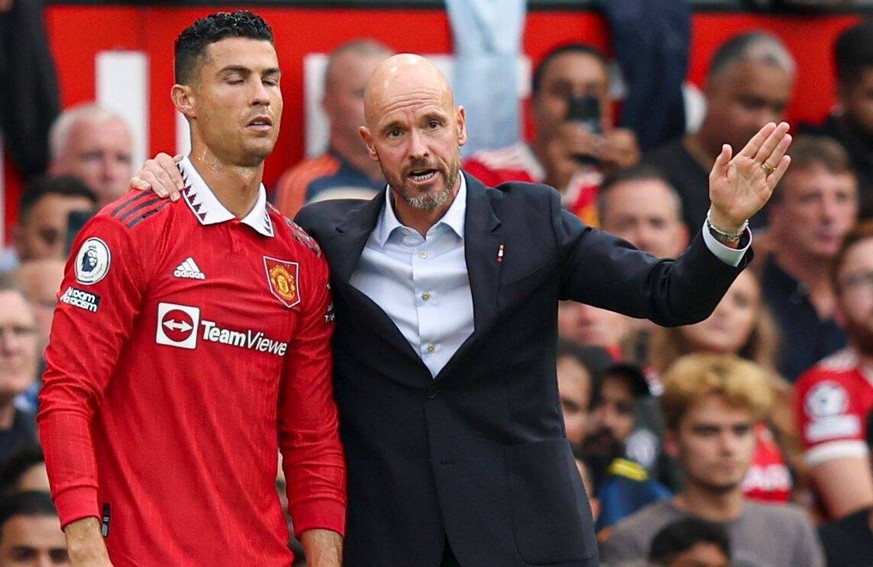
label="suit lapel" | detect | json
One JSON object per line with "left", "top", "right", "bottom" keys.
{"left": 329, "top": 191, "right": 425, "bottom": 371}
{"left": 435, "top": 174, "right": 503, "bottom": 380}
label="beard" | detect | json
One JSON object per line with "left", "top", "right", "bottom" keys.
{"left": 385, "top": 153, "right": 461, "bottom": 212}
{"left": 843, "top": 313, "right": 873, "bottom": 356}
{"left": 398, "top": 181, "right": 453, "bottom": 211}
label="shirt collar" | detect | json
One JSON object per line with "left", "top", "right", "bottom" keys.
{"left": 178, "top": 157, "right": 274, "bottom": 237}
{"left": 375, "top": 175, "right": 467, "bottom": 246}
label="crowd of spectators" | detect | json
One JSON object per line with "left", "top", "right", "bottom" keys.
{"left": 4, "top": 7, "right": 873, "bottom": 566}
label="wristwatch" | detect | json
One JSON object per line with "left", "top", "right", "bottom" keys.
{"left": 706, "top": 210, "right": 747, "bottom": 245}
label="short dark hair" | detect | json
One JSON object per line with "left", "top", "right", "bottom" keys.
{"left": 599, "top": 363, "right": 650, "bottom": 400}
{"left": 556, "top": 340, "right": 614, "bottom": 388}
{"left": 18, "top": 175, "right": 97, "bottom": 221}
{"left": 770, "top": 135, "right": 856, "bottom": 205}
{"left": 532, "top": 43, "right": 608, "bottom": 97}
{"left": 0, "top": 445, "right": 44, "bottom": 495}
{"left": 649, "top": 517, "right": 731, "bottom": 565}
{"left": 175, "top": 11, "right": 274, "bottom": 85}
{"left": 597, "top": 164, "right": 681, "bottom": 222}
{"left": 0, "top": 491, "right": 58, "bottom": 537}
{"left": 835, "top": 20, "right": 873, "bottom": 86}
{"left": 707, "top": 31, "right": 795, "bottom": 83}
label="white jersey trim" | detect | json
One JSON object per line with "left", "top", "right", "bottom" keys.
{"left": 804, "top": 439, "right": 869, "bottom": 467}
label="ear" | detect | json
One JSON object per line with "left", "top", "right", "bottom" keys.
{"left": 359, "top": 126, "right": 379, "bottom": 162}
{"left": 172, "top": 84, "right": 195, "bottom": 118}
{"left": 456, "top": 105, "right": 467, "bottom": 147}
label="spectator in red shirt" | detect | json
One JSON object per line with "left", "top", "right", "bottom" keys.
{"left": 794, "top": 220, "right": 873, "bottom": 520}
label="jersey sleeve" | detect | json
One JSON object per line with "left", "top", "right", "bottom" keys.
{"left": 278, "top": 251, "right": 347, "bottom": 536}
{"left": 37, "top": 213, "right": 150, "bottom": 527}
{"left": 795, "top": 369, "right": 868, "bottom": 467}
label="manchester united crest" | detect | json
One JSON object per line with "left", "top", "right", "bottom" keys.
{"left": 263, "top": 257, "right": 300, "bottom": 308}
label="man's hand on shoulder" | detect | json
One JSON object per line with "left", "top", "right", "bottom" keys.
{"left": 130, "top": 153, "right": 185, "bottom": 202}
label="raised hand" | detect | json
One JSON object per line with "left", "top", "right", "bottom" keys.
{"left": 708, "top": 121, "right": 792, "bottom": 233}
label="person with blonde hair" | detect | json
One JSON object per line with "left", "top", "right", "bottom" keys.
{"left": 602, "top": 354, "right": 823, "bottom": 567}
{"left": 640, "top": 270, "right": 798, "bottom": 503}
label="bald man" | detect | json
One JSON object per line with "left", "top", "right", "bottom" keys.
{"left": 136, "top": 53, "right": 792, "bottom": 567}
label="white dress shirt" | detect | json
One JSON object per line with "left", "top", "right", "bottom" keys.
{"left": 350, "top": 177, "right": 474, "bottom": 378}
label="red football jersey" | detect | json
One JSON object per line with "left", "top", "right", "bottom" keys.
{"left": 38, "top": 159, "right": 346, "bottom": 566}
{"left": 795, "top": 348, "right": 873, "bottom": 467}
{"left": 741, "top": 423, "right": 792, "bottom": 504}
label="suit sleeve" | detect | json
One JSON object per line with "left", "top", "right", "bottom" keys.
{"left": 279, "top": 252, "right": 347, "bottom": 536}
{"left": 551, "top": 189, "right": 749, "bottom": 327}
{"left": 37, "top": 214, "right": 148, "bottom": 527}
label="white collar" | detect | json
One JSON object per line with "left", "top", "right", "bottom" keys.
{"left": 376, "top": 174, "right": 467, "bottom": 246}
{"left": 178, "top": 157, "right": 274, "bottom": 237}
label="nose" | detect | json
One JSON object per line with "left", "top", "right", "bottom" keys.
{"left": 0, "top": 327, "right": 21, "bottom": 353}
{"left": 407, "top": 128, "right": 428, "bottom": 160}
{"left": 252, "top": 78, "right": 271, "bottom": 106}
{"left": 820, "top": 194, "right": 842, "bottom": 223}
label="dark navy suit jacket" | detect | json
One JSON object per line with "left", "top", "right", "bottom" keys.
{"left": 295, "top": 173, "right": 748, "bottom": 567}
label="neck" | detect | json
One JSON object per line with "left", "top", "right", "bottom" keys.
{"left": 189, "top": 151, "right": 263, "bottom": 218}
{"left": 330, "top": 134, "right": 384, "bottom": 182}
{"left": 0, "top": 402, "right": 15, "bottom": 430}
{"left": 772, "top": 249, "right": 836, "bottom": 318}
{"left": 683, "top": 132, "right": 721, "bottom": 170}
{"left": 855, "top": 345, "right": 873, "bottom": 372}
{"left": 675, "top": 484, "right": 744, "bottom": 522}
{"left": 392, "top": 197, "right": 451, "bottom": 238}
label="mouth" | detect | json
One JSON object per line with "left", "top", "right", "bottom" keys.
{"left": 246, "top": 116, "right": 273, "bottom": 131}
{"left": 407, "top": 169, "right": 438, "bottom": 185}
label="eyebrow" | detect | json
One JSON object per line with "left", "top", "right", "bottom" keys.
{"left": 218, "top": 65, "right": 281, "bottom": 77}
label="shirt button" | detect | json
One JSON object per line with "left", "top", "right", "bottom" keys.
{"left": 421, "top": 292, "right": 431, "bottom": 301}
{"left": 425, "top": 344, "right": 436, "bottom": 354}
{"left": 418, "top": 251, "right": 428, "bottom": 259}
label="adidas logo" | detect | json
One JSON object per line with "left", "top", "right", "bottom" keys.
{"left": 173, "top": 257, "right": 205, "bottom": 280}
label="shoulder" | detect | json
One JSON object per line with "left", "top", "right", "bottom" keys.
{"left": 796, "top": 349, "right": 860, "bottom": 395}
{"left": 608, "top": 500, "right": 678, "bottom": 538}
{"left": 267, "top": 204, "right": 325, "bottom": 259}
{"left": 468, "top": 172, "right": 560, "bottom": 206}
{"left": 296, "top": 197, "right": 374, "bottom": 226}
{"left": 94, "top": 190, "right": 176, "bottom": 231}
{"left": 743, "top": 501, "right": 814, "bottom": 527}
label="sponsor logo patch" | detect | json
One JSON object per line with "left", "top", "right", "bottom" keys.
{"left": 173, "top": 257, "right": 205, "bottom": 280}
{"left": 264, "top": 257, "right": 300, "bottom": 308}
{"left": 155, "top": 302, "right": 287, "bottom": 355}
{"left": 75, "top": 238, "right": 111, "bottom": 285}
{"left": 59, "top": 286, "right": 101, "bottom": 312}
{"left": 156, "top": 302, "right": 200, "bottom": 350}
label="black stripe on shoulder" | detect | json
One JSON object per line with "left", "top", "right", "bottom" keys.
{"left": 125, "top": 201, "right": 171, "bottom": 229}
{"left": 117, "top": 195, "right": 165, "bottom": 223}
{"left": 110, "top": 191, "right": 156, "bottom": 218}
